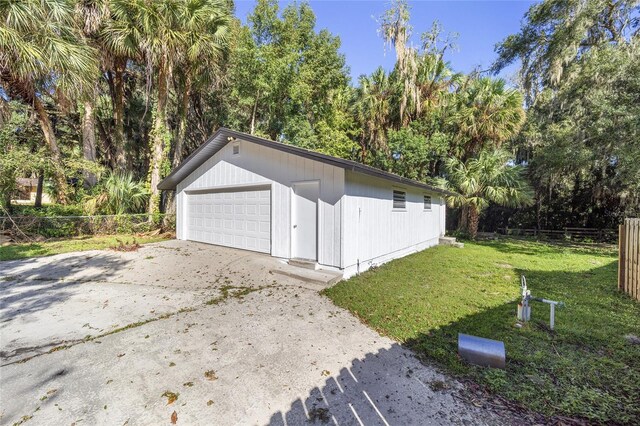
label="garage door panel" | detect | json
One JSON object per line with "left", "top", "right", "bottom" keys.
{"left": 246, "top": 237, "right": 258, "bottom": 250}
{"left": 186, "top": 188, "right": 271, "bottom": 254}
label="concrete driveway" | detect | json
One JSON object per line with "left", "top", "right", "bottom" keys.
{"left": 1, "top": 241, "right": 515, "bottom": 425}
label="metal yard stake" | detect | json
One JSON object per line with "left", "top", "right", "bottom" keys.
{"left": 518, "top": 275, "right": 564, "bottom": 330}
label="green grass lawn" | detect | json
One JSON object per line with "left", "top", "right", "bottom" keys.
{"left": 324, "top": 239, "right": 640, "bottom": 424}
{"left": 0, "top": 234, "right": 172, "bottom": 261}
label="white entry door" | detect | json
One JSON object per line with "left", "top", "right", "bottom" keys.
{"left": 292, "top": 181, "right": 319, "bottom": 260}
{"left": 186, "top": 188, "right": 271, "bottom": 253}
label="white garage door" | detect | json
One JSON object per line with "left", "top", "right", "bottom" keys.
{"left": 186, "top": 188, "right": 271, "bottom": 253}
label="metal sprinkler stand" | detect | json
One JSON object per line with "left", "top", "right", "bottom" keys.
{"left": 517, "top": 275, "right": 564, "bottom": 330}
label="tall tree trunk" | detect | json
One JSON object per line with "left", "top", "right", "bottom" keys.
{"left": 467, "top": 204, "right": 479, "bottom": 239}
{"left": 148, "top": 62, "right": 169, "bottom": 216}
{"left": 97, "top": 117, "right": 116, "bottom": 169}
{"left": 113, "top": 57, "right": 127, "bottom": 170}
{"left": 164, "top": 75, "right": 192, "bottom": 216}
{"left": 33, "top": 96, "right": 68, "bottom": 204}
{"left": 457, "top": 205, "right": 468, "bottom": 233}
{"left": 82, "top": 99, "right": 98, "bottom": 188}
{"left": 35, "top": 170, "right": 44, "bottom": 208}
{"left": 173, "top": 76, "right": 191, "bottom": 170}
{"left": 360, "top": 134, "right": 367, "bottom": 163}
{"left": 535, "top": 191, "right": 542, "bottom": 231}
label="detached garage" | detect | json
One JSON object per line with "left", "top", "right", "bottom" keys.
{"left": 158, "top": 128, "right": 452, "bottom": 278}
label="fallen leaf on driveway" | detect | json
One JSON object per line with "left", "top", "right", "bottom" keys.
{"left": 204, "top": 370, "right": 217, "bottom": 381}
{"left": 321, "top": 370, "right": 330, "bottom": 377}
{"left": 171, "top": 410, "right": 177, "bottom": 424}
{"left": 308, "top": 407, "right": 330, "bottom": 423}
{"left": 162, "top": 391, "right": 179, "bottom": 405}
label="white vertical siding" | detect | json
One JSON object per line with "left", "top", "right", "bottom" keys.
{"left": 175, "top": 189, "right": 185, "bottom": 239}
{"left": 342, "top": 170, "right": 444, "bottom": 275}
{"left": 440, "top": 198, "right": 446, "bottom": 236}
{"left": 175, "top": 140, "right": 344, "bottom": 268}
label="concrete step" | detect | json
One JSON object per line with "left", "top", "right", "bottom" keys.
{"left": 270, "top": 265, "right": 343, "bottom": 291}
{"left": 439, "top": 236, "right": 464, "bottom": 248}
{"left": 288, "top": 258, "right": 318, "bottom": 270}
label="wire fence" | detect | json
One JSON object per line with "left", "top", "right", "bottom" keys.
{"left": 496, "top": 227, "right": 618, "bottom": 243}
{"left": 0, "top": 213, "right": 176, "bottom": 241}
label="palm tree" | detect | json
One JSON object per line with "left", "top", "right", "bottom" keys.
{"left": 0, "top": 0, "right": 99, "bottom": 202}
{"left": 100, "top": 0, "right": 144, "bottom": 170}
{"left": 84, "top": 171, "right": 149, "bottom": 215}
{"left": 132, "top": 0, "right": 230, "bottom": 216}
{"left": 77, "top": 0, "right": 110, "bottom": 186}
{"left": 445, "top": 149, "right": 534, "bottom": 239}
{"left": 118, "top": 0, "right": 184, "bottom": 215}
{"left": 172, "top": 0, "right": 230, "bottom": 170}
{"left": 355, "top": 67, "right": 392, "bottom": 163}
{"left": 162, "top": 0, "right": 229, "bottom": 215}
{"left": 415, "top": 53, "right": 461, "bottom": 117}
{"left": 453, "top": 77, "right": 525, "bottom": 160}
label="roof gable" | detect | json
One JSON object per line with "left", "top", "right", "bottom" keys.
{"left": 158, "top": 128, "right": 451, "bottom": 195}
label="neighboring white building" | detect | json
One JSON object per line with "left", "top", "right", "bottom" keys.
{"left": 158, "top": 128, "right": 451, "bottom": 278}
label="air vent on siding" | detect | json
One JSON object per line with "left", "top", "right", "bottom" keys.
{"left": 393, "top": 190, "right": 406, "bottom": 209}
{"left": 232, "top": 143, "right": 240, "bottom": 155}
{"left": 424, "top": 195, "right": 432, "bottom": 210}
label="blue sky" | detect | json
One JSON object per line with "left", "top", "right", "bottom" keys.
{"left": 234, "top": 0, "right": 536, "bottom": 83}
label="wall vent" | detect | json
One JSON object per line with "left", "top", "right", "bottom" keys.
{"left": 393, "top": 190, "right": 406, "bottom": 209}
{"left": 424, "top": 195, "right": 432, "bottom": 210}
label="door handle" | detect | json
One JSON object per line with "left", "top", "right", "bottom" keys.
{"left": 293, "top": 225, "right": 297, "bottom": 228}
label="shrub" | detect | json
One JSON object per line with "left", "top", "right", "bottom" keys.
{"left": 84, "top": 172, "right": 149, "bottom": 215}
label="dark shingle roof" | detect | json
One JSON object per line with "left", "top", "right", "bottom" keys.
{"left": 158, "top": 128, "right": 452, "bottom": 196}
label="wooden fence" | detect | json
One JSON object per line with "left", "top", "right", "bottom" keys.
{"left": 619, "top": 218, "right": 640, "bottom": 301}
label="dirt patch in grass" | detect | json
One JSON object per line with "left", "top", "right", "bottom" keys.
{"left": 109, "top": 238, "right": 141, "bottom": 252}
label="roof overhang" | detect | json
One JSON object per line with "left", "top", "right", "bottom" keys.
{"left": 158, "top": 128, "right": 454, "bottom": 196}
